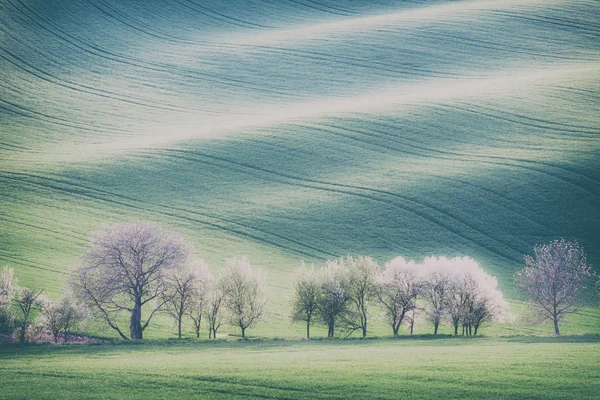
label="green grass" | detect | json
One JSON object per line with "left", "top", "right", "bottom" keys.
{"left": 1, "top": 336, "right": 599, "bottom": 399}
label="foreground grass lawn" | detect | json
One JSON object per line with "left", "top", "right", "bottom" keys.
{"left": 1, "top": 336, "right": 599, "bottom": 399}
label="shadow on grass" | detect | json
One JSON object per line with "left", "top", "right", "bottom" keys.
{"left": 501, "top": 334, "right": 600, "bottom": 344}
{"left": 1, "top": 334, "right": 599, "bottom": 359}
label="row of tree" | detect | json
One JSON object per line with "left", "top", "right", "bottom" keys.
{"left": 290, "top": 255, "right": 510, "bottom": 339}
{"left": 0, "top": 223, "right": 594, "bottom": 343}
{"left": 0, "top": 267, "right": 86, "bottom": 344}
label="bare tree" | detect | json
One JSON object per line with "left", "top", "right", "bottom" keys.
{"left": 290, "top": 264, "right": 321, "bottom": 339}
{"left": 185, "top": 262, "right": 212, "bottom": 339}
{"left": 221, "top": 257, "right": 267, "bottom": 340}
{"left": 72, "top": 222, "right": 191, "bottom": 340}
{"left": 15, "top": 287, "right": 43, "bottom": 344}
{"left": 205, "top": 284, "right": 224, "bottom": 339}
{"left": 341, "top": 256, "right": 379, "bottom": 337}
{"left": 317, "top": 262, "right": 351, "bottom": 338}
{"left": 164, "top": 260, "right": 210, "bottom": 339}
{"left": 377, "top": 257, "right": 422, "bottom": 336}
{"left": 516, "top": 239, "right": 591, "bottom": 335}
{"left": 0, "top": 267, "right": 17, "bottom": 336}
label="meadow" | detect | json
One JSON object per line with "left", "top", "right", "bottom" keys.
{"left": 1, "top": 336, "right": 599, "bottom": 399}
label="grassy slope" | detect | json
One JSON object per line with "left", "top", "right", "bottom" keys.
{"left": 1, "top": 336, "right": 599, "bottom": 399}
{"left": 1, "top": 0, "right": 599, "bottom": 339}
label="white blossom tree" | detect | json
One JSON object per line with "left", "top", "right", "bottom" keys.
{"left": 340, "top": 256, "right": 379, "bottom": 337}
{"left": 205, "top": 283, "right": 225, "bottom": 339}
{"left": 377, "top": 257, "right": 422, "bottom": 336}
{"left": 221, "top": 257, "right": 267, "bottom": 340}
{"left": 290, "top": 264, "right": 321, "bottom": 339}
{"left": 72, "top": 222, "right": 191, "bottom": 340}
{"left": 421, "top": 257, "right": 454, "bottom": 335}
{"left": 419, "top": 256, "right": 509, "bottom": 336}
{"left": 185, "top": 262, "right": 212, "bottom": 339}
{"left": 0, "top": 267, "right": 17, "bottom": 336}
{"left": 163, "top": 259, "right": 210, "bottom": 339}
{"left": 39, "top": 295, "right": 87, "bottom": 343}
{"left": 316, "top": 261, "right": 351, "bottom": 338}
{"left": 516, "top": 239, "right": 591, "bottom": 335}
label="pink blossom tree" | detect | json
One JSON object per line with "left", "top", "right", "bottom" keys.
{"left": 516, "top": 239, "right": 591, "bottom": 335}
{"left": 72, "top": 222, "right": 191, "bottom": 340}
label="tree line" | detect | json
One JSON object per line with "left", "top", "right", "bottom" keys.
{"left": 0, "top": 223, "right": 595, "bottom": 343}
{"left": 290, "top": 255, "right": 510, "bottom": 339}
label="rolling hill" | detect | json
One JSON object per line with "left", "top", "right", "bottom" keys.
{"left": 1, "top": 0, "right": 599, "bottom": 337}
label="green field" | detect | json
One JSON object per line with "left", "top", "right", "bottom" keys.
{"left": 1, "top": 336, "right": 599, "bottom": 399}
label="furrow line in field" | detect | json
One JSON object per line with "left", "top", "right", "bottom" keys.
{"left": 0, "top": 172, "right": 336, "bottom": 260}
{"left": 5, "top": 0, "right": 295, "bottom": 97}
{"left": 0, "top": 47, "right": 193, "bottom": 113}
{"left": 159, "top": 148, "right": 524, "bottom": 263}
{"left": 172, "top": 0, "right": 274, "bottom": 29}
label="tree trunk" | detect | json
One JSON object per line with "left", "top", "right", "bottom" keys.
{"left": 177, "top": 314, "right": 182, "bottom": 339}
{"left": 64, "top": 331, "right": 69, "bottom": 344}
{"left": 469, "top": 324, "right": 472, "bottom": 336}
{"left": 474, "top": 325, "right": 479, "bottom": 336}
{"left": 393, "top": 324, "right": 399, "bottom": 336}
{"left": 241, "top": 326, "right": 246, "bottom": 340}
{"left": 410, "top": 323, "right": 414, "bottom": 335}
{"left": 19, "top": 322, "right": 27, "bottom": 344}
{"left": 130, "top": 300, "right": 143, "bottom": 340}
{"left": 553, "top": 318, "right": 560, "bottom": 336}
{"left": 454, "top": 323, "right": 458, "bottom": 336}
{"left": 434, "top": 321, "right": 439, "bottom": 335}
{"left": 362, "top": 313, "right": 367, "bottom": 338}
{"left": 306, "top": 321, "right": 310, "bottom": 340}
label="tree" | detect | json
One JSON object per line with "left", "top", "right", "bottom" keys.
{"left": 72, "top": 222, "right": 191, "bottom": 340}
{"left": 15, "top": 287, "right": 43, "bottom": 344}
{"left": 342, "top": 256, "right": 379, "bottom": 337}
{"left": 403, "top": 306, "right": 426, "bottom": 335}
{"left": 39, "top": 298, "right": 62, "bottom": 343}
{"left": 516, "top": 239, "right": 591, "bottom": 335}
{"left": 204, "top": 283, "right": 224, "bottom": 339}
{"left": 38, "top": 296, "right": 86, "bottom": 344}
{"left": 58, "top": 296, "right": 87, "bottom": 343}
{"left": 377, "top": 257, "right": 422, "bottom": 336}
{"left": 0, "top": 267, "right": 17, "bottom": 336}
{"left": 221, "top": 257, "right": 267, "bottom": 340}
{"left": 447, "top": 274, "right": 474, "bottom": 336}
{"left": 164, "top": 260, "right": 209, "bottom": 339}
{"left": 421, "top": 258, "right": 453, "bottom": 335}
{"left": 185, "top": 262, "right": 212, "bottom": 339}
{"left": 316, "top": 262, "right": 351, "bottom": 338}
{"left": 290, "top": 264, "right": 321, "bottom": 339}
